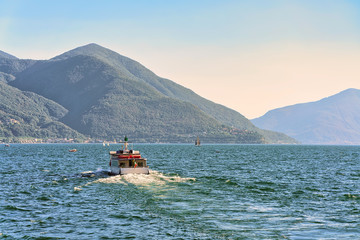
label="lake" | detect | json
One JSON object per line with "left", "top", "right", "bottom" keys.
{"left": 1, "top": 144, "right": 359, "bottom": 239}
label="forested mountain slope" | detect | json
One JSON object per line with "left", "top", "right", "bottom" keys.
{"left": 1, "top": 44, "right": 296, "bottom": 143}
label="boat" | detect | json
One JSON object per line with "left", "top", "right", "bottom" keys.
{"left": 109, "top": 136, "right": 149, "bottom": 175}
{"left": 4, "top": 144, "right": 10, "bottom": 147}
{"left": 195, "top": 136, "right": 200, "bottom": 146}
{"left": 69, "top": 149, "right": 77, "bottom": 152}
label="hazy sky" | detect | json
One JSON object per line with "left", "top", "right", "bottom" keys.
{"left": 1, "top": 0, "right": 360, "bottom": 118}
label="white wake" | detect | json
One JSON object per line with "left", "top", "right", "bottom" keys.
{"left": 74, "top": 169, "right": 195, "bottom": 191}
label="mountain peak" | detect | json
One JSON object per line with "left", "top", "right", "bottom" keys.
{"left": 0, "top": 50, "right": 18, "bottom": 59}
{"left": 5, "top": 43, "right": 296, "bottom": 143}
{"left": 252, "top": 88, "right": 360, "bottom": 144}
{"left": 68, "top": 43, "right": 107, "bottom": 53}
{"left": 320, "top": 88, "right": 360, "bottom": 104}
{"left": 52, "top": 43, "right": 119, "bottom": 61}
{"left": 337, "top": 88, "right": 359, "bottom": 96}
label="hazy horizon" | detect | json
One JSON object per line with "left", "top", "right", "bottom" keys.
{"left": 1, "top": 0, "right": 360, "bottom": 118}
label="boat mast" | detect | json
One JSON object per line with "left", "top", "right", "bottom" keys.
{"left": 124, "top": 136, "right": 128, "bottom": 150}
{"left": 195, "top": 136, "right": 200, "bottom": 145}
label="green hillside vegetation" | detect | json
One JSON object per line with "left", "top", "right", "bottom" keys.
{"left": 0, "top": 81, "right": 84, "bottom": 142}
{"left": 0, "top": 57, "right": 36, "bottom": 76}
{"left": 53, "top": 44, "right": 256, "bottom": 130}
{"left": 51, "top": 44, "right": 294, "bottom": 143}
{"left": 1, "top": 44, "right": 297, "bottom": 143}
{"left": 0, "top": 72, "right": 15, "bottom": 83}
{"left": 12, "top": 54, "right": 263, "bottom": 143}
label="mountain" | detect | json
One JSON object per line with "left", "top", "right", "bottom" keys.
{"left": 252, "top": 88, "right": 360, "bottom": 144}
{"left": 0, "top": 81, "right": 85, "bottom": 141}
{"left": 53, "top": 44, "right": 257, "bottom": 131}
{"left": 0, "top": 50, "right": 18, "bottom": 60}
{"left": 1, "top": 44, "right": 296, "bottom": 143}
{"left": 0, "top": 50, "right": 36, "bottom": 77}
{"left": 0, "top": 50, "right": 84, "bottom": 141}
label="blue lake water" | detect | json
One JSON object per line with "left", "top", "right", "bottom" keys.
{"left": 1, "top": 144, "right": 359, "bottom": 239}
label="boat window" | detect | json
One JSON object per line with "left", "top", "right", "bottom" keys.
{"left": 119, "top": 163, "right": 126, "bottom": 167}
{"left": 138, "top": 162, "right": 144, "bottom": 167}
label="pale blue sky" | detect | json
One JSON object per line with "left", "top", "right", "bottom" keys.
{"left": 1, "top": 0, "right": 360, "bottom": 118}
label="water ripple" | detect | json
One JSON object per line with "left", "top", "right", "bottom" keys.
{"left": 1, "top": 144, "right": 360, "bottom": 239}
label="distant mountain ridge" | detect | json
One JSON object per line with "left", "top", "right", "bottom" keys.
{"left": 0, "top": 44, "right": 296, "bottom": 143}
{"left": 0, "top": 50, "right": 18, "bottom": 59}
{"left": 252, "top": 88, "right": 360, "bottom": 144}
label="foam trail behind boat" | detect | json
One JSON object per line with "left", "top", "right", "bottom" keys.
{"left": 74, "top": 170, "right": 195, "bottom": 191}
